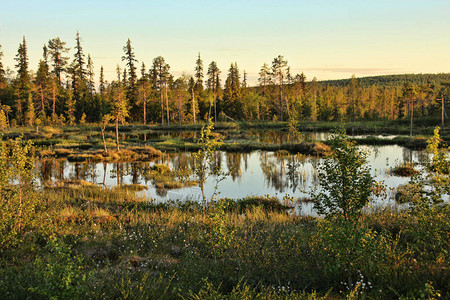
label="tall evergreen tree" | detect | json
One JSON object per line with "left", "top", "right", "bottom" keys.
{"left": 86, "top": 54, "right": 95, "bottom": 94}
{"left": 271, "top": 55, "right": 288, "bottom": 121}
{"left": 48, "top": 37, "right": 70, "bottom": 85}
{"left": 151, "top": 56, "right": 170, "bottom": 125}
{"left": 207, "top": 61, "right": 220, "bottom": 123}
{"left": 74, "top": 31, "right": 86, "bottom": 80}
{"left": 258, "top": 63, "right": 270, "bottom": 96}
{"left": 25, "top": 92, "right": 35, "bottom": 126}
{"left": 111, "top": 82, "right": 129, "bottom": 151}
{"left": 122, "top": 39, "right": 138, "bottom": 86}
{"left": 0, "top": 43, "right": 6, "bottom": 89}
{"left": 223, "top": 62, "right": 241, "bottom": 118}
{"left": 14, "top": 36, "right": 31, "bottom": 124}
{"left": 194, "top": 52, "right": 203, "bottom": 92}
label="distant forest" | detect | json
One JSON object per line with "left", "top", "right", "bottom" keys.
{"left": 0, "top": 34, "right": 449, "bottom": 128}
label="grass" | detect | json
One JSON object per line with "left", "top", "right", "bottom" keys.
{"left": 0, "top": 183, "right": 448, "bottom": 299}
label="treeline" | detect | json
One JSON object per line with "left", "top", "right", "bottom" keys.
{"left": 0, "top": 33, "right": 450, "bottom": 128}
{"left": 319, "top": 73, "right": 450, "bottom": 88}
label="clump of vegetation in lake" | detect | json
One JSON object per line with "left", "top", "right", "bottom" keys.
{"left": 390, "top": 162, "right": 419, "bottom": 176}
{"left": 144, "top": 163, "right": 196, "bottom": 192}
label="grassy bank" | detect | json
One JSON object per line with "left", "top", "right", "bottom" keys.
{"left": 0, "top": 184, "right": 448, "bottom": 299}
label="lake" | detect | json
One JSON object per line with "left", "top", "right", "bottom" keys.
{"left": 37, "top": 143, "right": 427, "bottom": 214}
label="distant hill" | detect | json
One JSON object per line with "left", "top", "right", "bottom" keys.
{"left": 317, "top": 73, "right": 450, "bottom": 88}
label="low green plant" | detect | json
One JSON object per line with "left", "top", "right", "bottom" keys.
{"left": 29, "top": 236, "right": 91, "bottom": 299}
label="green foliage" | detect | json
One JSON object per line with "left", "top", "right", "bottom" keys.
{"left": 30, "top": 236, "right": 91, "bottom": 299}
{"left": 192, "top": 118, "right": 225, "bottom": 213}
{"left": 401, "top": 127, "right": 450, "bottom": 210}
{"left": 0, "top": 136, "right": 40, "bottom": 251}
{"left": 313, "top": 130, "right": 375, "bottom": 220}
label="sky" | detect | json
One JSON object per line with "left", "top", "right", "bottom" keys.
{"left": 1, "top": 0, "right": 449, "bottom": 85}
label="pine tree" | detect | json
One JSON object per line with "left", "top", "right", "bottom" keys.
{"left": 207, "top": 61, "right": 220, "bottom": 123}
{"left": 86, "top": 54, "right": 95, "bottom": 94}
{"left": 25, "top": 93, "right": 35, "bottom": 126}
{"left": 74, "top": 31, "right": 86, "bottom": 80}
{"left": 35, "top": 57, "right": 50, "bottom": 119}
{"left": 0, "top": 43, "right": 6, "bottom": 89}
{"left": 48, "top": 37, "right": 70, "bottom": 85}
{"left": 194, "top": 52, "right": 203, "bottom": 92}
{"left": 188, "top": 76, "right": 197, "bottom": 123}
{"left": 122, "top": 39, "right": 137, "bottom": 86}
{"left": 223, "top": 62, "right": 241, "bottom": 118}
{"left": 258, "top": 63, "right": 270, "bottom": 96}
{"left": 271, "top": 55, "right": 288, "bottom": 121}
{"left": 99, "top": 66, "right": 106, "bottom": 94}
{"left": 14, "top": 36, "right": 31, "bottom": 124}
{"left": 66, "top": 88, "right": 76, "bottom": 125}
{"left": 138, "top": 62, "right": 150, "bottom": 124}
{"left": 151, "top": 56, "right": 170, "bottom": 125}
{"left": 111, "top": 83, "right": 129, "bottom": 151}
{"left": 347, "top": 74, "right": 358, "bottom": 122}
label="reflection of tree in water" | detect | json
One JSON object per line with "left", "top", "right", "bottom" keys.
{"left": 260, "top": 152, "right": 287, "bottom": 192}
{"left": 109, "top": 163, "right": 126, "bottom": 185}
{"left": 69, "top": 162, "right": 93, "bottom": 181}
{"left": 402, "top": 147, "right": 413, "bottom": 163}
{"left": 126, "top": 162, "right": 148, "bottom": 184}
{"left": 39, "top": 159, "right": 53, "bottom": 182}
{"left": 226, "top": 153, "right": 242, "bottom": 181}
{"left": 260, "top": 153, "right": 319, "bottom": 194}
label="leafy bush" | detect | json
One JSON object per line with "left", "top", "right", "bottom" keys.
{"left": 0, "top": 137, "right": 41, "bottom": 252}
{"left": 313, "top": 131, "right": 375, "bottom": 220}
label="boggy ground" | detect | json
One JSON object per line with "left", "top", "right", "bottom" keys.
{"left": 1, "top": 184, "right": 448, "bottom": 299}
{"left": 2, "top": 120, "right": 447, "bottom": 163}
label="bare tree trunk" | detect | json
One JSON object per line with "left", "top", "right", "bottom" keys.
{"left": 410, "top": 99, "right": 414, "bottom": 138}
{"left": 160, "top": 83, "right": 164, "bottom": 125}
{"left": 115, "top": 117, "right": 120, "bottom": 151}
{"left": 143, "top": 90, "right": 146, "bottom": 125}
{"left": 192, "top": 89, "right": 196, "bottom": 124}
{"left": 52, "top": 84, "right": 56, "bottom": 118}
{"left": 165, "top": 83, "right": 170, "bottom": 125}
{"left": 101, "top": 126, "right": 108, "bottom": 154}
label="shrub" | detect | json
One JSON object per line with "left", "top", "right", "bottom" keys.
{"left": 313, "top": 131, "right": 375, "bottom": 220}
{"left": 0, "top": 137, "right": 41, "bottom": 252}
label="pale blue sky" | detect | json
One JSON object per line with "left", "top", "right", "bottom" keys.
{"left": 1, "top": 0, "right": 449, "bottom": 85}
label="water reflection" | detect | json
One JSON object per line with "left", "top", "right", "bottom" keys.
{"left": 38, "top": 145, "right": 426, "bottom": 209}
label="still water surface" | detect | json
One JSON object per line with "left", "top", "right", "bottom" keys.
{"left": 38, "top": 144, "right": 426, "bottom": 213}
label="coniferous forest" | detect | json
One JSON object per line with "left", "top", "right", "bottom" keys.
{"left": 1, "top": 35, "right": 450, "bottom": 128}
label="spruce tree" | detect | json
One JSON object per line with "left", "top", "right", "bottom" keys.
{"left": 25, "top": 93, "right": 35, "bottom": 126}
{"left": 122, "top": 39, "right": 137, "bottom": 86}
{"left": 86, "top": 54, "right": 95, "bottom": 94}
{"left": 271, "top": 55, "right": 288, "bottom": 121}
{"left": 151, "top": 56, "right": 170, "bottom": 125}
{"left": 14, "top": 37, "right": 31, "bottom": 124}
{"left": 206, "top": 61, "right": 220, "bottom": 123}
{"left": 194, "top": 52, "right": 203, "bottom": 92}
{"left": 74, "top": 31, "right": 86, "bottom": 80}
{"left": 0, "top": 44, "right": 6, "bottom": 88}
{"left": 258, "top": 63, "right": 270, "bottom": 96}
{"left": 66, "top": 88, "right": 76, "bottom": 125}
{"left": 48, "top": 37, "right": 70, "bottom": 85}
